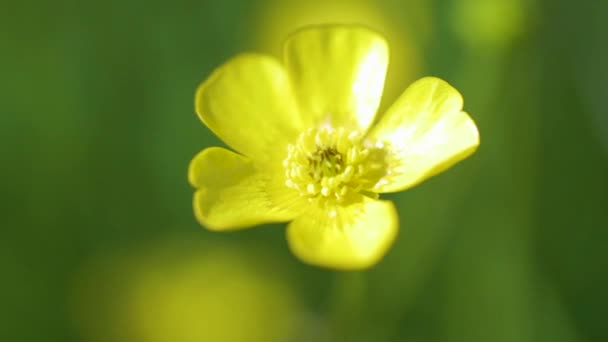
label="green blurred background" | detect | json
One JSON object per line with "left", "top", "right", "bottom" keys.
{"left": 2, "top": 0, "right": 607, "bottom": 341}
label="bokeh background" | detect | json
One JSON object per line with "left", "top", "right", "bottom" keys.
{"left": 2, "top": 0, "right": 607, "bottom": 341}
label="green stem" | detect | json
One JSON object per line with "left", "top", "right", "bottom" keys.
{"left": 329, "top": 271, "right": 367, "bottom": 342}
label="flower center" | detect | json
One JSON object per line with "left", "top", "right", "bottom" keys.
{"left": 283, "top": 127, "right": 380, "bottom": 205}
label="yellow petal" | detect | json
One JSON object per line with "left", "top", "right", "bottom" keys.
{"left": 283, "top": 24, "right": 389, "bottom": 132}
{"left": 195, "top": 54, "right": 303, "bottom": 161}
{"left": 189, "top": 147, "right": 303, "bottom": 230}
{"left": 368, "top": 77, "right": 479, "bottom": 193}
{"left": 286, "top": 199, "right": 398, "bottom": 269}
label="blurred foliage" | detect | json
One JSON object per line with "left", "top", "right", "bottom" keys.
{"left": 1, "top": 0, "right": 607, "bottom": 341}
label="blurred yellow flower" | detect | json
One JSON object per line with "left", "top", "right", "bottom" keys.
{"left": 190, "top": 25, "right": 479, "bottom": 269}
{"left": 450, "top": 0, "right": 528, "bottom": 49}
{"left": 72, "top": 239, "right": 301, "bottom": 342}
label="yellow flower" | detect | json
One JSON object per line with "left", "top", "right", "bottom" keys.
{"left": 189, "top": 25, "right": 479, "bottom": 270}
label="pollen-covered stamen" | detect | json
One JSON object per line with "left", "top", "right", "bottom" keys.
{"left": 283, "top": 127, "right": 379, "bottom": 204}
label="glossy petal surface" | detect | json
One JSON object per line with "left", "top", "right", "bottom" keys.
{"left": 189, "top": 147, "right": 303, "bottom": 230}
{"left": 286, "top": 199, "right": 398, "bottom": 269}
{"left": 195, "top": 54, "right": 302, "bottom": 161}
{"left": 368, "top": 77, "right": 479, "bottom": 193}
{"left": 283, "top": 25, "right": 389, "bottom": 132}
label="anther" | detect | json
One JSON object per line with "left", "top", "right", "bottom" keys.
{"left": 283, "top": 127, "right": 378, "bottom": 204}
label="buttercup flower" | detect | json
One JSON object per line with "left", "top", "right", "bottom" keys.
{"left": 189, "top": 24, "right": 479, "bottom": 269}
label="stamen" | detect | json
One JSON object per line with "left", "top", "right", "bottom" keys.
{"left": 283, "top": 127, "right": 383, "bottom": 206}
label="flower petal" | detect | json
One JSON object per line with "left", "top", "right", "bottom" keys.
{"left": 189, "top": 147, "right": 303, "bottom": 230}
{"left": 286, "top": 199, "right": 398, "bottom": 269}
{"left": 368, "top": 77, "right": 479, "bottom": 193}
{"left": 283, "top": 24, "right": 389, "bottom": 132}
{"left": 195, "top": 54, "right": 303, "bottom": 161}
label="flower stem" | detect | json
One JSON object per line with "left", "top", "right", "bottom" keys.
{"left": 329, "top": 271, "right": 367, "bottom": 341}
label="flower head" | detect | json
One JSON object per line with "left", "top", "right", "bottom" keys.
{"left": 189, "top": 24, "right": 479, "bottom": 269}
